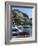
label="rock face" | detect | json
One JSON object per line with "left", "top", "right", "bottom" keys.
{"left": 11, "top": 9, "right": 28, "bottom": 25}
{"left": 11, "top": 9, "right": 32, "bottom": 25}
{"left": 11, "top": 9, "right": 29, "bottom": 19}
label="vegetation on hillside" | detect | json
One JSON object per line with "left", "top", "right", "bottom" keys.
{"left": 11, "top": 9, "right": 32, "bottom": 26}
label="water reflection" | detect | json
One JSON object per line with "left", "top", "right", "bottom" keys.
{"left": 11, "top": 25, "right": 32, "bottom": 38}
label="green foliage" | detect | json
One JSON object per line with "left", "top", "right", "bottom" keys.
{"left": 29, "top": 20, "right": 32, "bottom": 25}
{"left": 15, "top": 18, "right": 32, "bottom": 25}
{"left": 15, "top": 19, "right": 21, "bottom": 25}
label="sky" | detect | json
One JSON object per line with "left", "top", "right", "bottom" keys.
{"left": 11, "top": 7, "right": 32, "bottom": 18}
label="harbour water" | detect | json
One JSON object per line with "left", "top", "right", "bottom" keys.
{"left": 24, "top": 27, "right": 32, "bottom": 33}
{"left": 11, "top": 25, "right": 32, "bottom": 38}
